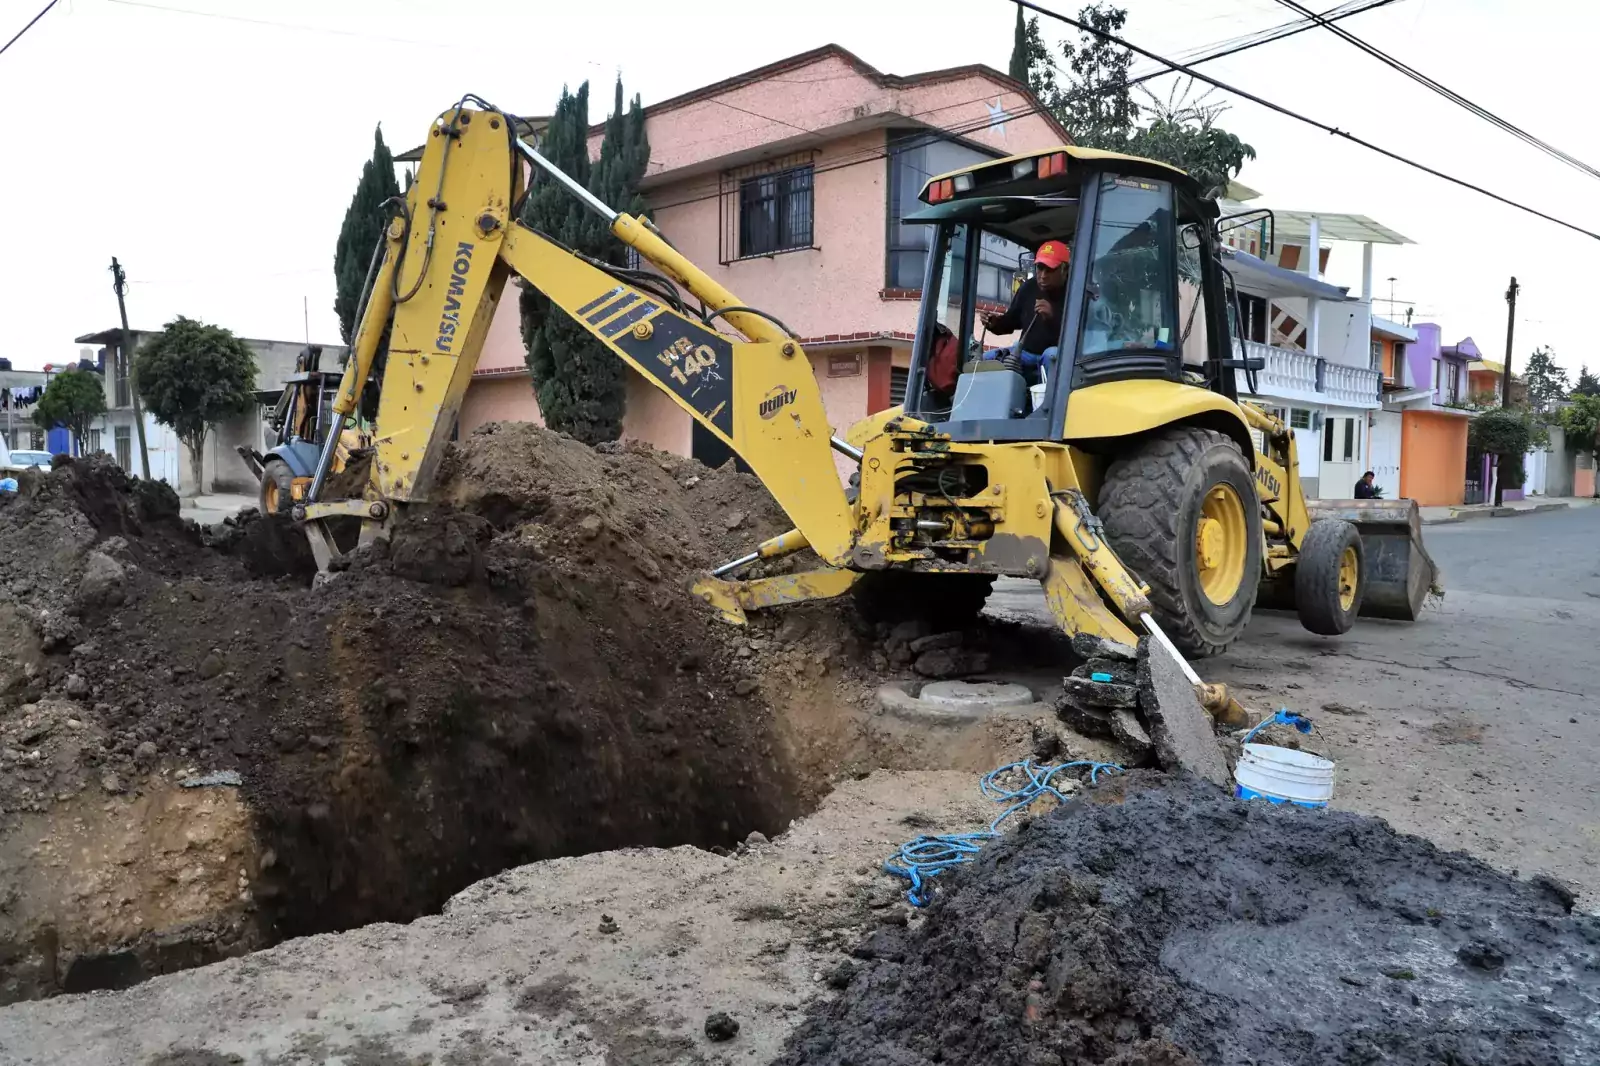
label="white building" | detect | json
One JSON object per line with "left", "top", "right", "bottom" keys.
{"left": 73, "top": 328, "right": 347, "bottom": 496}
{"left": 1221, "top": 196, "right": 1410, "bottom": 499}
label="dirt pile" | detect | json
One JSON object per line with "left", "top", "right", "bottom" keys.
{"left": 778, "top": 774, "right": 1600, "bottom": 1066}
{"left": 0, "top": 426, "right": 873, "bottom": 1003}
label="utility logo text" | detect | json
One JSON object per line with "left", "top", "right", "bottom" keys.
{"left": 435, "top": 242, "right": 476, "bottom": 353}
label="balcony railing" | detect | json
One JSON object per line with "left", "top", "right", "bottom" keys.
{"left": 1235, "top": 338, "right": 1381, "bottom": 409}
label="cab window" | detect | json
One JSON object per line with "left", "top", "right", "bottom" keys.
{"left": 1082, "top": 176, "right": 1177, "bottom": 359}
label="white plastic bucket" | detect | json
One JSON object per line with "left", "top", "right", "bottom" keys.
{"left": 1234, "top": 743, "right": 1335, "bottom": 808}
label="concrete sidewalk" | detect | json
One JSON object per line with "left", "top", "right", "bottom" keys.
{"left": 1419, "top": 495, "right": 1598, "bottom": 525}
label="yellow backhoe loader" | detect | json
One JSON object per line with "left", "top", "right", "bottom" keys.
{"left": 297, "top": 99, "right": 1435, "bottom": 658}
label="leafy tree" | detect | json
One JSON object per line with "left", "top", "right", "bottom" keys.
{"left": 1469, "top": 407, "right": 1536, "bottom": 491}
{"left": 32, "top": 369, "right": 107, "bottom": 455}
{"left": 133, "top": 317, "right": 257, "bottom": 495}
{"left": 519, "top": 78, "right": 649, "bottom": 444}
{"left": 1127, "top": 82, "right": 1256, "bottom": 195}
{"left": 1009, "top": 4, "right": 1060, "bottom": 105}
{"left": 1057, "top": 3, "right": 1138, "bottom": 150}
{"left": 1573, "top": 364, "right": 1600, "bottom": 397}
{"left": 1521, "top": 345, "right": 1568, "bottom": 413}
{"left": 334, "top": 126, "right": 402, "bottom": 345}
{"left": 1557, "top": 394, "right": 1600, "bottom": 464}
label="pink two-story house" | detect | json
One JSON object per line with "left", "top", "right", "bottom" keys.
{"left": 453, "top": 44, "right": 1070, "bottom": 473}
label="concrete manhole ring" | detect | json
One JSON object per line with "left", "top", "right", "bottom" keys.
{"left": 878, "top": 679, "right": 1050, "bottom": 726}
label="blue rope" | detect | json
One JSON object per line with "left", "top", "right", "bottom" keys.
{"left": 1242, "top": 709, "right": 1315, "bottom": 746}
{"left": 884, "top": 759, "right": 1123, "bottom": 906}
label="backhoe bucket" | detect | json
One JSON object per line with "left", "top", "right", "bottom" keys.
{"left": 1306, "top": 499, "right": 1439, "bottom": 620}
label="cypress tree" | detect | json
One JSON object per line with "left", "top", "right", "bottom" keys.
{"left": 334, "top": 127, "right": 402, "bottom": 344}
{"left": 1009, "top": 3, "right": 1030, "bottom": 84}
{"left": 519, "top": 77, "right": 650, "bottom": 444}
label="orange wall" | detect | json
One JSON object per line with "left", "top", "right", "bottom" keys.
{"left": 1399, "top": 410, "right": 1468, "bottom": 506}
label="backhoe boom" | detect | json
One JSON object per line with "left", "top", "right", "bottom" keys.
{"left": 308, "top": 105, "right": 856, "bottom": 568}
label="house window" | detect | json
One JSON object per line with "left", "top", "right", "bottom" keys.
{"left": 88, "top": 429, "right": 102, "bottom": 454}
{"left": 1289, "top": 408, "right": 1313, "bottom": 430}
{"left": 889, "top": 366, "right": 909, "bottom": 407}
{"left": 1433, "top": 360, "right": 1442, "bottom": 393}
{"left": 737, "top": 165, "right": 814, "bottom": 258}
{"left": 1391, "top": 342, "right": 1406, "bottom": 381}
{"left": 114, "top": 425, "right": 131, "bottom": 470}
{"left": 1370, "top": 340, "right": 1382, "bottom": 370}
{"left": 886, "top": 131, "right": 1014, "bottom": 295}
{"left": 1447, "top": 361, "right": 1461, "bottom": 402}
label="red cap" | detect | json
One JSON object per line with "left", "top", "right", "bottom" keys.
{"left": 1036, "top": 241, "right": 1070, "bottom": 269}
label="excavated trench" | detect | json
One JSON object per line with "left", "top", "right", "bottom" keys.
{"left": 0, "top": 428, "right": 895, "bottom": 1003}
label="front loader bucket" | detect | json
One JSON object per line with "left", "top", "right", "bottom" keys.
{"left": 1307, "top": 499, "right": 1440, "bottom": 621}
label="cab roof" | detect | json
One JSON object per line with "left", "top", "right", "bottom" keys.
{"left": 918, "top": 144, "right": 1195, "bottom": 203}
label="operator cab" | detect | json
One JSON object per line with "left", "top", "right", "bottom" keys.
{"left": 900, "top": 147, "right": 1241, "bottom": 443}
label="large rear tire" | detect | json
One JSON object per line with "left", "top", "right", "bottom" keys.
{"left": 1294, "top": 518, "right": 1364, "bottom": 635}
{"left": 259, "top": 459, "right": 296, "bottom": 515}
{"left": 852, "top": 571, "right": 996, "bottom": 630}
{"left": 1098, "top": 427, "right": 1262, "bottom": 658}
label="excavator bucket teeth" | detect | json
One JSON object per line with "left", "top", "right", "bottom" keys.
{"left": 1306, "top": 499, "right": 1440, "bottom": 621}
{"left": 692, "top": 568, "right": 861, "bottom": 625}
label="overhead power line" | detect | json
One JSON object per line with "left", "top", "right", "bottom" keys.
{"left": 1126, "top": 0, "right": 1403, "bottom": 93}
{"left": 1, "top": 0, "right": 61, "bottom": 59}
{"left": 1013, "top": 0, "right": 1600, "bottom": 242}
{"left": 1269, "top": 0, "right": 1600, "bottom": 181}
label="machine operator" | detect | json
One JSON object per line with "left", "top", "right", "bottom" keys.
{"left": 980, "top": 239, "right": 1069, "bottom": 385}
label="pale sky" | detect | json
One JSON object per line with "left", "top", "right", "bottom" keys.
{"left": 3, "top": 0, "right": 1595, "bottom": 383}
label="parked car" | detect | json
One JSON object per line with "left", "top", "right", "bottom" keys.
{"left": 6, "top": 450, "right": 51, "bottom": 470}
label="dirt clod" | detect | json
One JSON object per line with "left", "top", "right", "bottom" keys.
{"left": 704, "top": 1010, "right": 740, "bottom": 1042}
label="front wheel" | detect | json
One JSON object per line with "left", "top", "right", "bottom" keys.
{"left": 1294, "top": 519, "right": 1364, "bottom": 635}
{"left": 259, "top": 458, "right": 296, "bottom": 515}
{"left": 1098, "top": 427, "right": 1263, "bottom": 658}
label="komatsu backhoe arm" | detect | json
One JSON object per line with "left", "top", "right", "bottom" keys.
{"left": 302, "top": 102, "right": 857, "bottom": 569}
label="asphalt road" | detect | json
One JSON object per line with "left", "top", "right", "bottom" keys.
{"left": 988, "top": 504, "right": 1600, "bottom": 904}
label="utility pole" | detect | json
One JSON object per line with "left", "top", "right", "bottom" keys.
{"left": 1494, "top": 276, "right": 1520, "bottom": 507}
{"left": 109, "top": 258, "right": 151, "bottom": 479}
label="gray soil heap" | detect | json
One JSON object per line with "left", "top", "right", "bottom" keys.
{"left": 778, "top": 773, "right": 1600, "bottom": 1066}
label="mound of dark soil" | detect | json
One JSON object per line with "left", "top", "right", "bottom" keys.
{"left": 779, "top": 774, "right": 1600, "bottom": 1066}
{"left": 0, "top": 428, "right": 840, "bottom": 998}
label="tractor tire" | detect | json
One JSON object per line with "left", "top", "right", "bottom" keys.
{"left": 1294, "top": 518, "right": 1365, "bottom": 636}
{"left": 259, "top": 458, "right": 296, "bottom": 516}
{"left": 1098, "top": 427, "right": 1262, "bottom": 658}
{"left": 852, "top": 571, "right": 996, "bottom": 630}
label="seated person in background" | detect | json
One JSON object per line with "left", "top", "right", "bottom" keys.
{"left": 980, "top": 240, "right": 1069, "bottom": 385}
{"left": 1354, "top": 471, "right": 1378, "bottom": 499}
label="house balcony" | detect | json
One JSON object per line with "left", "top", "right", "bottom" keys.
{"left": 1235, "top": 338, "right": 1382, "bottom": 410}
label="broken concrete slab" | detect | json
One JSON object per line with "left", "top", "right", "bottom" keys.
{"left": 1073, "top": 657, "right": 1136, "bottom": 685}
{"left": 1135, "top": 639, "right": 1230, "bottom": 788}
{"left": 1109, "top": 709, "right": 1152, "bottom": 764}
{"left": 1061, "top": 676, "right": 1138, "bottom": 710}
{"left": 1056, "top": 698, "right": 1113, "bottom": 739}
{"left": 1069, "top": 633, "right": 1137, "bottom": 662}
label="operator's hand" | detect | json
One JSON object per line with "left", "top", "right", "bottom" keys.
{"left": 982, "top": 311, "right": 1009, "bottom": 334}
{"left": 1033, "top": 298, "right": 1053, "bottom": 317}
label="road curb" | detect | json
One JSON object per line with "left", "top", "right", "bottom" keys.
{"left": 1424, "top": 501, "right": 1572, "bottom": 525}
